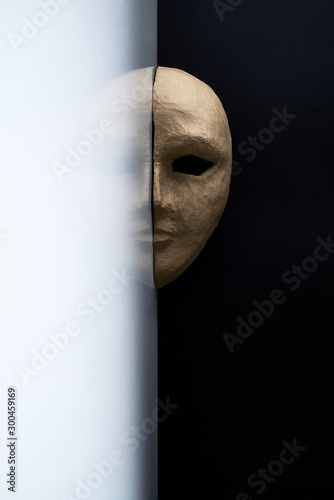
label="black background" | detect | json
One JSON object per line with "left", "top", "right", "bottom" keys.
{"left": 157, "top": 1, "right": 334, "bottom": 499}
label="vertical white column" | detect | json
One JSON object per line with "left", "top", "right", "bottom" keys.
{"left": 0, "top": 1, "right": 157, "bottom": 499}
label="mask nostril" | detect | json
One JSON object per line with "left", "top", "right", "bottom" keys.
{"left": 172, "top": 155, "right": 214, "bottom": 176}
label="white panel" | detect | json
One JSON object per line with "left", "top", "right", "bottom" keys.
{"left": 0, "top": 1, "right": 157, "bottom": 499}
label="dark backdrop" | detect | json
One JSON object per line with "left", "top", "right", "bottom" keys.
{"left": 157, "top": 1, "right": 334, "bottom": 499}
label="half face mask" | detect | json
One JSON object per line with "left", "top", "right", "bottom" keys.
{"left": 153, "top": 67, "right": 232, "bottom": 288}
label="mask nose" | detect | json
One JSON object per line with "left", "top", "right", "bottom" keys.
{"left": 153, "top": 161, "right": 162, "bottom": 209}
{"left": 153, "top": 160, "right": 172, "bottom": 212}
{"left": 153, "top": 161, "right": 178, "bottom": 226}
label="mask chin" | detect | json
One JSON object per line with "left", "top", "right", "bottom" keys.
{"left": 153, "top": 67, "right": 232, "bottom": 288}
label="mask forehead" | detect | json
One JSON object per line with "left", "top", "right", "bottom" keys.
{"left": 153, "top": 67, "right": 231, "bottom": 159}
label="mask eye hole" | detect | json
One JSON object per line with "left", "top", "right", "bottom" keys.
{"left": 172, "top": 155, "right": 214, "bottom": 176}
